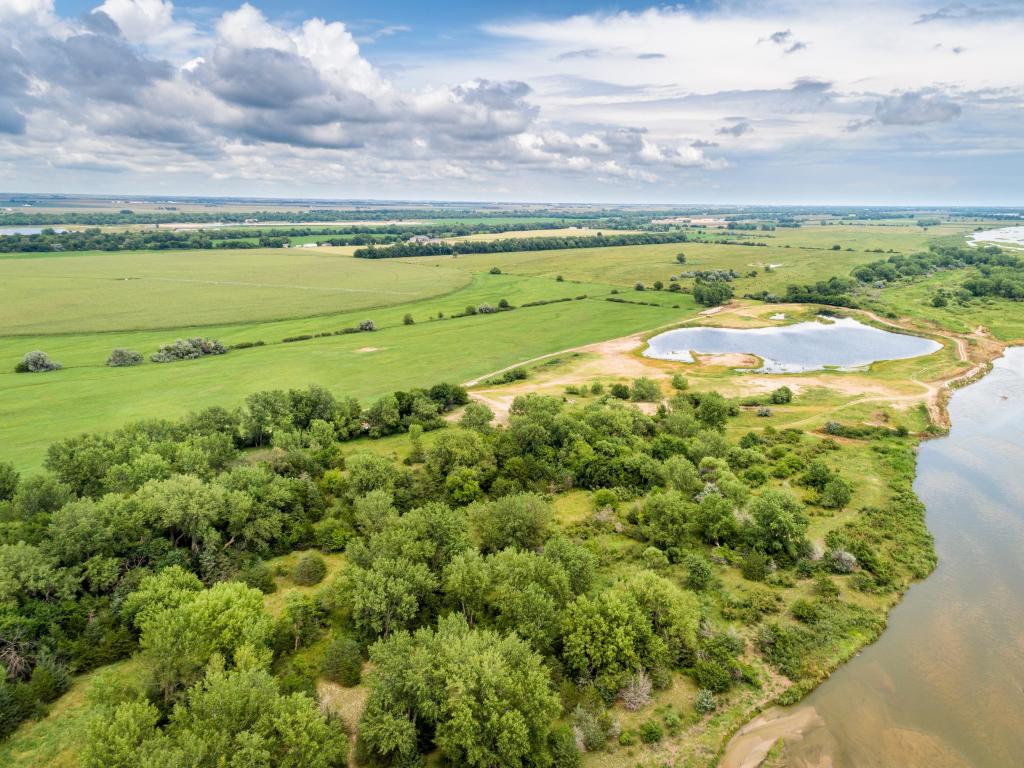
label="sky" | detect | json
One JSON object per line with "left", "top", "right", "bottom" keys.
{"left": 0, "top": 0, "right": 1021, "bottom": 205}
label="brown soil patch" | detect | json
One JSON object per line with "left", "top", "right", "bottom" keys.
{"left": 355, "top": 347, "right": 380, "bottom": 353}
{"left": 694, "top": 352, "right": 760, "bottom": 368}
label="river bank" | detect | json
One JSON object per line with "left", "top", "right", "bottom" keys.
{"left": 719, "top": 347, "right": 1024, "bottom": 767}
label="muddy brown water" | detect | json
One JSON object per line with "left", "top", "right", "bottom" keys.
{"left": 722, "top": 347, "right": 1024, "bottom": 768}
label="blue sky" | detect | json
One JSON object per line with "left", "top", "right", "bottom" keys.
{"left": 2, "top": 1, "right": 1023, "bottom": 204}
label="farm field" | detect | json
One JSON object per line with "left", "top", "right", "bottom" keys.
{"left": 0, "top": 247, "right": 471, "bottom": 334}
{"left": 0, "top": 220, "right": 994, "bottom": 469}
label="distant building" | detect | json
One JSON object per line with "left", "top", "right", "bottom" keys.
{"left": 300, "top": 243, "right": 319, "bottom": 248}
{"left": 407, "top": 235, "right": 444, "bottom": 244}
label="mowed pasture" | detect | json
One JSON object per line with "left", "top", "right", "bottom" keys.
{"left": 0, "top": 247, "right": 470, "bottom": 334}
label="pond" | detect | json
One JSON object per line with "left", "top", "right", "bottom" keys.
{"left": 722, "top": 348, "right": 1024, "bottom": 767}
{"left": 643, "top": 316, "right": 941, "bottom": 372}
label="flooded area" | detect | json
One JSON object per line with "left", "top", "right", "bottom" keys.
{"left": 643, "top": 316, "right": 940, "bottom": 372}
{"left": 722, "top": 347, "right": 1024, "bottom": 767}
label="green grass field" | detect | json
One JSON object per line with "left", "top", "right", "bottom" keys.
{"left": 0, "top": 247, "right": 471, "bottom": 334}
{"left": 0, "top": 220, "right": 989, "bottom": 470}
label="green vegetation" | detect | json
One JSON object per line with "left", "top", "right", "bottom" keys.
{"left": 2, "top": 207, "right": 1016, "bottom": 766}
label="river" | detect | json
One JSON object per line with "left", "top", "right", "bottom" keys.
{"left": 722, "top": 347, "right": 1024, "bottom": 767}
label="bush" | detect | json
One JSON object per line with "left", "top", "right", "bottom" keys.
{"left": 653, "top": 280, "right": 664, "bottom": 290}
{"left": 693, "top": 688, "right": 717, "bottom": 713}
{"left": 403, "top": 313, "right": 414, "bottom": 325}
{"left": 630, "top": 377, "right": 661, "bottom": 402}
{"left": 291, "top": 554, "right": 327, "bottom": 586}
{"left": 741, "top": 551, "right": 769, "bottom": 582}
{"left": 15, "top": 350, "right": 61, "bottom": 373}
{"left": 827, "top": 549, "right": 857, "bottom": 574}
{"left": 150, "top": 337, "right": 226, "bottom": 363}
{"left": 619, "top": 670, "right": 652, "bottom": 711}
{"left": 769, "top": 386, "right": 793, "bottom": 404}
{"left": 691, "top": 660, "right": 731, "bottom": 693}
{"left": 757, "top": 406, "right": 773, "bottom": 417}
{"left": 609, "top": 383, "right": 630, "bottom": 399}
{"left": 549, "top": 724, "right": 582, "bottom": 768}
{"left": 639, "top": 719, "right": 663, "bottom": 743}
{"left": 556, "top": 275, "right": 564, "bottom": 282}
{"left": 684, "top": 554, "right": 713, "bottom": 591}
{"left": 106, "top": 348, "right": 143, "bottom": 367}
{"left": 320, "top": 634, "right": 363, "bottom": 686}
{"left": 671, "top": 373, "right": 688, "bottom": 390}
{"left": 235, "top": 561, "right": 277, "bottom": 594}
{"left": 634, "top": 282, "right": 646, "bottom": 291}
{"left": 358, "top": 319, "right": 376, "bottom": 331}
{"left": 489, "top": 266, "right": 502, "bottom": 275}
{"left": 28, "top": 653, "right": 70, "bottom": 703}
{"left": 570, "top": 706, "right": 606, "bottom": 751}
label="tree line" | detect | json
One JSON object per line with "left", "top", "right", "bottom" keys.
{"left": 353, "top": 231, "right": 691, "bottom": 259}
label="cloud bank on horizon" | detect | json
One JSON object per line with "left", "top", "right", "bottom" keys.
{"left": 0, "top": 0, "right": 1021, "bottom": 203}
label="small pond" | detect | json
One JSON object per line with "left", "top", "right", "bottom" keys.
{"left": 643, "top": 316, "right": 941, "bottom": 373}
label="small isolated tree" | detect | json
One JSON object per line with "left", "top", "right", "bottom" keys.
{"left": 291, "top": 554, "right": 327, "bottom": 586}
{"left": 358, "top": 319, "right": 376, "bottom": 331}
{"left": 556, "top": 274, "right": 565, "bottom": 282}
{"left": 634, "top": 282, "right": 646, "bottom": 291}
{"left": 106, "top": 348, "right": 143, "bottom": 367}
{"left": 403, "top": 313, "right": 414, "bottom": 325}
{"left": 498, "top": 298, "right": 511, "bottom": 309}
{"left": 15, "top": 351, "right": 61, "bottom": 373}
{"left": 652, "top": 280, "right": 664, "bottom": 291}
{"left": 671, "top": 373, "right": 688, "bottom": 391}
{"left": 769, "top": 386, "right": 793, "bottom": 404}
{"left": 675, "top": 253, "right": 686, "bottom": 264}
{"left": 489, "top": 266, "right": 502, "bottom": 275}
{"left": 609, "top": 383, "right": 630, "bottom": 400}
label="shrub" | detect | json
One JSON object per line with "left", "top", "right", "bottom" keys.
{"left": 590, "top": 382, "right": 603, "bottom": 395}
{"left": 291, "top": 554, "right": 327, "bottom": 586}
{"left": 630, "top": 377, "right": 662, "bottom": 402}
{"left": 757, "top": 406, "right": 773, "bottom": 417}
{"left": 28, "top": 652, "right": 70, "bottom": 703}
{"left": 671, "top": 373, "right": 688, "bottom": 390}
{"left": 403, "top": 313, "right": 414, "bottom": 325}
{"left": 639, "top": 719, "right": 663, "bottom": 743}
{"left": 931, "top": 294, "right": 948, "bottom": 307}
{"left": 570, "top": 705, "right": 606, "bottom": 751}
{"left": 477, "top": 303, "right": 495, "bottom": 314}
{"left": 609, "top": 383, "right": 630, "bottom": 399}
{"left": 669, "top": 282, "right": 682, "bottom": 292}
{"left": 498, "top": 298, "right": 511, "bottom": 309}
{"left": 489, "top": 266, "right": 502, "bottom": 274}
{"left": 106, "top": 348, "right": 143, "bottom": 367}
{"left": 827, "top": 549, "right": 857, "bottom": 574}
{"left": 684, "top": 554, "right": 713, "bottom": 591}
{"left": 321, "top": 634, "right": 363, "bottom": 686}
{"left": 769, "top": 386, "right": 793, "bottom": 404}
{"left": 549, "top": 724, "right": 582, "bottom": 768}
{"left": 620, "top": 670, "right": 652, "bottom": 711}
{"left": 676, "top": 253, "right": 686, "bottom": 264}
{"left": 691, "top": 660, "right": 731, "bottom": 693}
{"left": 642, "top": 546, "right": 669, "bottom": 570}
{"left": 151, "top": 337, "right": 226, "bottom": 363}
{"left": 693, "top": 688, "right": 717, "bottom": 713}
{"left": 15, "top": 350, "right": 61, "bottom": 373}
{"left": 741, "top": 551, "right": 770, "bottom": 582}
{"left": 358, "top": 319, "right": 376, "bottom": 331}
{"left": 653, "top": 280, "right": 664, "bottom": 290}
{"left": 634, "top": 282, "right": 646, "bottom": 291}
{"left": 235, "top": 561, "right": 276, "bottom": 594}
{"left": 556, "top": 275, "right": 565, "bottom": 282}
